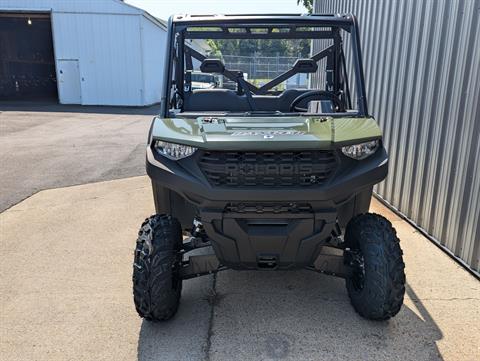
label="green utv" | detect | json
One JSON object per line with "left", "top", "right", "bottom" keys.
{"left": 133, "top": 14, "right": 406, "bottom": 322}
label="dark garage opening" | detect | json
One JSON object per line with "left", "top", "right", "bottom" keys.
{"left": 0, "top": 13, "right": 58, "bottom": 100}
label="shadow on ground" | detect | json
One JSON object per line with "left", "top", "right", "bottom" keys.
{"left": 137, "top": 270, "right": 443, "bottom": 361}
{"left": 0, "top": 100, "right": 161, "bottom": 115}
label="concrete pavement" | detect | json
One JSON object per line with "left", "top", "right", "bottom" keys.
{"left": 1, "top": 176, "right": 478, "bottom": 361}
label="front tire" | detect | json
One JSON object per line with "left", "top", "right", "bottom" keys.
{"left": 344, "top": 213, "right": 405, "bottom": 320}
{"left": 133, "top": 214, "right": 183, "bottom": 321}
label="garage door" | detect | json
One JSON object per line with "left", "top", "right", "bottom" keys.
{"left": 0, "top": 13, "right": 57, "bottom": 100}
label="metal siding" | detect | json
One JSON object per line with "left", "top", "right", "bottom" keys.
{"left": 52, "top": 12, "right": 143, "bottom": 105}
{"left": 141, "top": 16, "right": 167, "bottom": 105}
{"left": 0, "top": 0, "right": 141, "bottom": 14}
{"left": 314, "top": 0, "right": 480, "bottom": 274}
{"left": 1, "top": 0, "right": 166, "bottom": 106}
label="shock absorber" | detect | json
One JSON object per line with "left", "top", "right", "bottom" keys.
{"left": 184, "top": 218, "right": 210, "bottom": 251}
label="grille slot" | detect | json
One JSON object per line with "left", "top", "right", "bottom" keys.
{"left": 198, "top": 150, "right": 337, "bottom": 188}
{"left": 225, "top": 203, "right": 313, "bottom": 213}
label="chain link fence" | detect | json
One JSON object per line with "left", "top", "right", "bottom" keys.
{"left": 222, "top": 54, "right": 309, "bottom": 88}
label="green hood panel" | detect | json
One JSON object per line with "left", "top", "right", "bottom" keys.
{"left": 151, "top": 116, "right": 382, "bottom": 150}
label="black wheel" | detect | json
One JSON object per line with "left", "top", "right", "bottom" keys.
{"left": 344, "top": 213, "right": 405, "bottom": 320}
{"left": 133, "top": 214, "right": 183, "bottom": 321}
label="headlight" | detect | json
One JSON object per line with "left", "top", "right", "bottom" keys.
{"left": 154, "top": 140, "right": 197, "bottom": 160}
{"left": 342, "top": 140, "right": 379, "bottom": 160}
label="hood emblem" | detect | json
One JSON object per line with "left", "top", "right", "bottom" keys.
{"left": 231, "top": 130, "right": 305, "bottom": 137}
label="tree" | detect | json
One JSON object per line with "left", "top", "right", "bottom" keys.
{"left": 206, "top": 38, "right": 310, "bottom": 58}
{"left": 297, "top": 0, "right": 314, "bottom": 13}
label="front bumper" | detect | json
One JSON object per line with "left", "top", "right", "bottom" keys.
{"left": 146, "top": 145, "right": 388, "bottom": 269}
{"left": 146, "top": 145, "right": 388, "bottom": 205}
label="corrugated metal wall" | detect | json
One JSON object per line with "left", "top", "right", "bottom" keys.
{"left": 314, "top": 0, "right": 480, "bottom": 274}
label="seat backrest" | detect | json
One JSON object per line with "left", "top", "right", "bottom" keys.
{"left": 183, "top": 89, "right": 308, "bottom": 112}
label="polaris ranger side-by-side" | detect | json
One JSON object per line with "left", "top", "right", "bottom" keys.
{"left": 133, "top": 14, "right": 405, "bottom": 322}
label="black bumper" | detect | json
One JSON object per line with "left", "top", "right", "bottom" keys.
{"left": 146, "top": 146, "right": 388, "bottom": 204}
{"left": 146, "top": 146, "right": 388, "bottom": 269}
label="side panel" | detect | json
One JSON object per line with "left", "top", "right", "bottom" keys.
{"left": 152, "top": 182, "right": 197, "bottom": 231}
{"left": 337, "top": 187, "right": 372, "bottom": 228}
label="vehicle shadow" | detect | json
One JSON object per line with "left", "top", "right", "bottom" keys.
{"left": 137, "top": 270, "right": 443, "bottom": 361}
{"left": 0, "top": 100, "right": 161, "bottom": 115}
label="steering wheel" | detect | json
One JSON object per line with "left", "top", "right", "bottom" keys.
{"left": 289, "top": 90, "right": 344, "bottom": 113}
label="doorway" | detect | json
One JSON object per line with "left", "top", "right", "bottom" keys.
{"left": 57, "top": 59, "right": 81, "bottom": 104}
{"left": 0, "top": 13, "right": 57, "bottom": 100}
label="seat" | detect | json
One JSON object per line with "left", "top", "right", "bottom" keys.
{"left": 183, "top": 89, "right": 308, "bottom": 112}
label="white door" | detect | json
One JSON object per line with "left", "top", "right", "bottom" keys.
{"left": 57, "top": 60, "right": 81, "bottom": 104}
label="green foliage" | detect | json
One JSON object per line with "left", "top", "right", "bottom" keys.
{"left": 206, "top": 39, "right": 222, "bottom": 57}
{"left": 297, "top": 0, "right": 314, "bottom": 13}
{"left": 202, "top": 1, "right": 315, "bottom": 59}
{"left": 207, "top": 38, "right": 311, "bottom": 58}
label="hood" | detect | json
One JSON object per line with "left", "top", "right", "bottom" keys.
{"left": 151, "top": 116, "right": 382, "bottom": 151}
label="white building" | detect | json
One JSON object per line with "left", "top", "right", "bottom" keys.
{"left": 0, "top": 0, "right": 167, "bottom": 106}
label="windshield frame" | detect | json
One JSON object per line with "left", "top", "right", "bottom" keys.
{"left": 160, "top": 14, "right": 368, "bottom": 118}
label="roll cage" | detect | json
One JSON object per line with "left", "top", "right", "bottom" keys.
{"left": 160, "top": 14, "right": 368, "bottom": 117}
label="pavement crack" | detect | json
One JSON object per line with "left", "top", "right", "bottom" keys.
{"left": 410, "top": 297, "right": 479, "bottom": 302}
{"left": 204, "top": 273, "right": 218, "bottom": 361}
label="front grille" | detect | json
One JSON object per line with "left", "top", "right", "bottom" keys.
{"left": 225, "top": 203, "right": 313, "bottom": 213}
{"left": 198, "top": 150, "right": 337, "bottom": 188}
